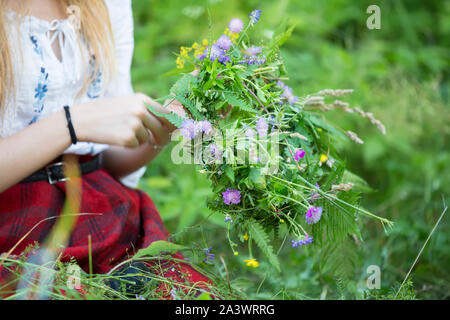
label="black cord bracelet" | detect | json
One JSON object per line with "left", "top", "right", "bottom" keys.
{"left": 63, "top": 105, "right": 78, "bottom": 145}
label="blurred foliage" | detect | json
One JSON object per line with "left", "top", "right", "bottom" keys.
{"left": 132, "top": 0, "right": 449, "bottom": 299}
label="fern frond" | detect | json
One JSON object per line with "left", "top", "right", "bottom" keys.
{"left": 146, "top": 103, "right": 186, "bottom": 128}
{"left": 246, "top": 218, "right": 281, "bottom": 272}
{"left": 223, "top": 92, "right": 257, "bottom": 114}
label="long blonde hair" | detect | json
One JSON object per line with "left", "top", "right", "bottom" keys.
{"left": 0, "top": 0, "right": 116, "bottom": 113}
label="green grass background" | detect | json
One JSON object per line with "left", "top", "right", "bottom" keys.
{"left": 130, "top": 0, "right": 449, "bottom": 299}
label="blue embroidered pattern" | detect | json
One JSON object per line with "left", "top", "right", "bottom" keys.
{"left": 30, "top": 35, "right": 44, "bottom": 59}
{"left": 28, "top": 36, "right": 48, "bottom": 125}
{"left": 87, "top": 55, "right": 103, "bottom": 99}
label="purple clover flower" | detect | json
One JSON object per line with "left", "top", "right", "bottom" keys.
{"left": 222, "top": 188, "right": 241, "bottom": 205}
{"left": 196, "top": 120, "right": 212, "bottom": 135}
{"left": 180, "top": 119, "right": 196, "bottom": 139}
{"left": 249, "top": 10, "right": 262, "bottom": 25}
{"left": 229, "top": 18, "right": 244, "bottom": 33}
{"left": 217, "top": 34, "right": 232, "bottom": 51}
{"left": 210, "top": 43, "right": 225, "bottom": 61}
{"left": 256, "top": 117, "right": 268, "bottom": 137}
{"left": 181, "top": 119, "right": 212, "bottom": 140}
{"left": 245, "top": 128, "right": 256, "bottom": 139}
{"left": 305, "top": 206, "right": 323, "bottom": 224}
{"left": 295, "top": 149, "right": 306, "bottom": 161}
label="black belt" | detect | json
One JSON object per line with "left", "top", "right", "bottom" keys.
{"left": 21, "top": 155, "right": 101, "bottom": 184}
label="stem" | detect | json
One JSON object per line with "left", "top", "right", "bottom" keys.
{"left": 242, "top": 80, "right": 269, "bottom": 113}
{"left": 284, "top": 141, "right": 393, "bottom": 226}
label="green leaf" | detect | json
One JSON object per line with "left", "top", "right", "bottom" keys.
{"left": 170, "top": 73, "right": 197, "bottom": 96}
{"left": 225, "top": 165, "right": 235, "bottom": 183}
{"left": 246, "top": 218, "right": 281, "bottom": 272}
{"left": 174, "top": 94, "right": 204, "bottom": 120}
{"left": 146, "top": 103, "right": 186, "bottom": 128}
{"left": 223, "top": 92, "right": 257, "bottom": 114}
{"left": 133, "top": 240, "right": 186, "bottom": 259}
{"left": 196, "top": 292, "right": 212, "bottom": 300}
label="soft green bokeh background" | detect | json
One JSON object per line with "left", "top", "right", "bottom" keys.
{"left": 131, "top": 0, "right": 449, "bottom": 299}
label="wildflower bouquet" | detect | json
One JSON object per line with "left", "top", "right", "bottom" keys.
{"left": 151, "top": 10, "right": 391, "bottom": 271}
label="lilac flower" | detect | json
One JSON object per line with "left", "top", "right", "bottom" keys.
{"left": 196, "top": 120, "right": 212, "bottom": 134}
{"left": 245, "top": 128, "right": 256, "bottom": 139}
{"left": 295, "top": 149, "right": 306, "bottom": 161}
{"left": 203, "top": 247, "right": 215, "bottom": 262}
{"left": 247, "top": 46, "right": 262, "bottom": 56}
{"left": 256, "top": 117, "right": 268, "bottom": 137}
{"left": 180, "top": 119, "right": 196, "bottom": 139}
{"left": 225, "top": 214, "right": 233, "bottom": 223}
{"left": 222, "top": 188, "right": 241, "bottom": 205}
{"left": 249, "top": 10, "right": 262, "bottom": 25}
{"left": 217, "top": 34, "right": 232, "bottom": 51}
{"left": 309, "top": 183, "right": 321, "bottom": 203}
{"left": 217, "top": 74, "right": 222, "bottom": 79}
{"left": 229, "top": 18, "right": 244, "bottom": 33}
{"left": 305, "top": 206, "right": 323, "bottom": 224}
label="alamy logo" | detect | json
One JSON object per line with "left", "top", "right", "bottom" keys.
{"left": 366, "top": 265, "right": 381, "bottom": 289}
{"left": 366, "top": 5, "right": 381, "bottom": 30}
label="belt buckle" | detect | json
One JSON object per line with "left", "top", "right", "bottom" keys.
{"left": 45, "top": 162, "right": 71, "bottom": 185}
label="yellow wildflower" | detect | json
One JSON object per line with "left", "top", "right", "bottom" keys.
{"left": 224, "top": 28, "right": 239, "bottom": 42}
{"left": 202, "top": 39, "right": 208, "bottom": 46}
{"left": 180, "top": 46, "right": 190, "bottom": 57}
{"left": 191, "top": 42, "right": 199, "bottom": 49}
{"left": 234, "top": 252, "right": 239, "bottom": 256}
{"left": 176, "top": 56, "right": 185, "bottom": 69}
{"left": 320, "top": 154, "right": 328, "bottom": 163}
{"left": 244, "top": 258, "right": 260, "bottom": 268}
{"left": 243, "top": 234, "right": 249, "bottom": 241}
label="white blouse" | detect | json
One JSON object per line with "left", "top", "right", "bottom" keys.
{"left": 0, "top": 0, "right": 146, "bottom": 188}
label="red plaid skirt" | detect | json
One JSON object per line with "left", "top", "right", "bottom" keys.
{"left": 0, "top": 168, "right": 210, "bottom": 295}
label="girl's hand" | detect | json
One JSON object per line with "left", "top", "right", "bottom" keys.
{"left": 71, "top": 93, "right": 172, "bottom": 148}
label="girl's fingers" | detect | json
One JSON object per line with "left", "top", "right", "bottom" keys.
{"left": 127, "top": 136, "right": 140, "bottom": 148}
{"left": 140, "top": 94, "right": 174, "bottom": 128}
{"left": 141, "top": 113, "right": 166, "bottom": 145}
{"left": 135, "top": 123, "right": 151, "bottom": 144}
